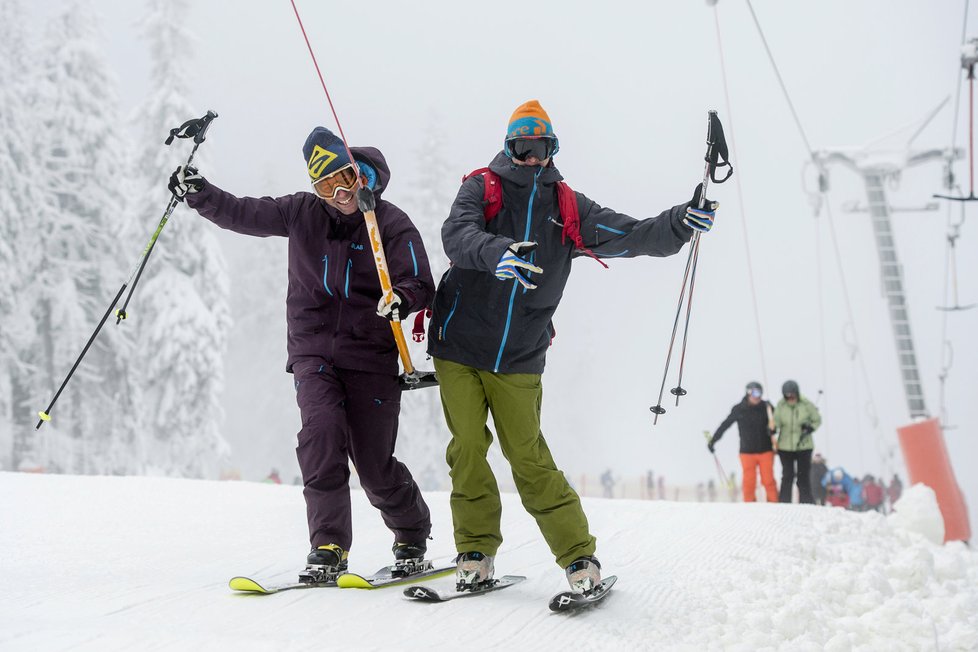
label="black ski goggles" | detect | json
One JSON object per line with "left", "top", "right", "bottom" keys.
{"left": 506, "top": 136, "right": 558, "bottom": 162}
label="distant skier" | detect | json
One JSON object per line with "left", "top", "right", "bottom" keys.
{"left": 822, "top": 467, "right": 852, "bottom": 509}
{"left": 168, "top": 126, "right": 435, "bottom": 580}
{"left": 601, "top": 469, "right": 615, "bottom": 498}
{"left": 862, "top": 475, "right": 884, "bottom": 513}
{"left": 773, "top": 380, "right": 821, "bottom": 503}
{"left": 426, "top": 99, "right": 718, "bottom": 594}
{"left": 707, "top": 381, "right": 778, "bottom": 503}
{"left": 887, "top": 474, "right": 904, "bottom": 511}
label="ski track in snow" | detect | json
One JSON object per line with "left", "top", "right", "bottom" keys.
{"left": 1, "top": 472, "right": 976, "bottom": 651}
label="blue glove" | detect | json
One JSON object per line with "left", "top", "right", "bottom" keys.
{"left": 683, "top": 183, "right": 718, "bottom": 233}
{"left": 495, "top": 241, "right": 543, "bottom": 290}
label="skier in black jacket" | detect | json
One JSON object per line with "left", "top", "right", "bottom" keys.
{"left": 708, "top": 381, "right": 778, "bottom": 502}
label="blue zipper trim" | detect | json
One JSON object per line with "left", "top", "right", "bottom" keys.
{"left": 596, "top": 223, "right": 626, "bottom": 235}
{"left": 495, "top": 167, "right": 540, "bottom": 372}
{"left": 408, "top": 241, "right": 418, "bottom": 276}
{"left": 442, "top": 289, "right": 460, "bottom": 339}
{"left": 322, "top": 255, "right": 334, "bottom": 296}
{"left": 344, "top": 259, "right": 352, "bottom": 298}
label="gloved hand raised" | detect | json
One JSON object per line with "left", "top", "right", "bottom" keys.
{"left": 683, "top": 183, "right": 718, "bottom": 233}
{"left": 168, "top": 165, "right": 205, "bottom": 202}
{"left": 376, "top": 289, "right": 405, "bottom": 321}
{"left": 495, "top": 241, "right": 543, "bottom": 290}
{"left": 707, "top": 439, "right": 716, "bottom": 454}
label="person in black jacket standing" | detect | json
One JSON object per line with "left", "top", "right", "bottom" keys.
{"left": 708, "top": 381, "right": 778, "bottom": 502}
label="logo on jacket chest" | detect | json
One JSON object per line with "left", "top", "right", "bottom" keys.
{"left": 350, "top": 242, "right": 364, "bottom": 251}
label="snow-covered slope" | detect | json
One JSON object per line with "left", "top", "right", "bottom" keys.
{"left": 1, "top": 472, "right": 975, "bottom": 651}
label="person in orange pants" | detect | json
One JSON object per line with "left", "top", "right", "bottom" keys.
{"left": 708, "top": 381, "right": 778, "bottom": 502}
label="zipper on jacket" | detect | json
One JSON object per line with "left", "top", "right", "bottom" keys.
{"left": 494, "top": 167, "right": 541, "bottom": 372}
{"left": 322, "top": 255, "right": 334, "bottom": 296}
{"left": 344, "top": 258, "right": 352, "bottom": 298}
{"left": 440, "top": 289, "right": 460, "bottom": 341}
{"left": 408, "top": 241, "right": 418, "bottom": 277}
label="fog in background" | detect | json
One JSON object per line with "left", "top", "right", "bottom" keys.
{"left": 20, "top": 1, "right": 978, "bottom": 524}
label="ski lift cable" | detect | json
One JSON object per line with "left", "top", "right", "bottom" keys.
{"left": 744, "top": 0, "right": 817, "bottom": 161}
{"left": 712, "top": 5, "right": 770, "bottom": 390}
{"left": 937, "top": 0, "right": 973, "bottom": 425}
{"left": 745, "top": 0, "right": 892, "bottom": 471}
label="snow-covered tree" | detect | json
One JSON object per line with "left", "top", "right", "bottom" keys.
{"left": 0, "top": 0, "right": 48, "bottom": 471}
{"left": 29, "top": 1, "right": 142, "bottom": 475}
{"left": 129, "top": 0, "right": 232, "bottom": 478}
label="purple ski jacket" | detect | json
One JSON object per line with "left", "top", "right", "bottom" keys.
{"left": 186, "top": 147, "right": 435, "bottom": 376}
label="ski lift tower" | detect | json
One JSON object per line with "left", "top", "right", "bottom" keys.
{"left": 813, "top": 110, "right": 970, "bottom": 543}
{"left": 813, "top": 119, "right": 956, "bottom": 419}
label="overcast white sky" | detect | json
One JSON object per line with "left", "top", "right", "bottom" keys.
{"left": 26, "top": 1, "right": 978, "bottom": 524}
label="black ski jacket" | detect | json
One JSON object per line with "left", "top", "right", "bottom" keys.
{"left": 711, "top": 398, "right": 775, "bottom": 454}
{"left": 426, "top": 151, "right": 695, "bottom": 374}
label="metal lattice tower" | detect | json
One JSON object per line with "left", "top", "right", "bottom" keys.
{"left": 814, "top": 145, "right": 958, "bottom": 420}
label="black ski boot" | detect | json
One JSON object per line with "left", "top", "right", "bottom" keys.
{"left": 391, "top": 541, "right": 432, "bottom": 577}
{"left": 299, "top": 544, "right": 348, "bottom": 584}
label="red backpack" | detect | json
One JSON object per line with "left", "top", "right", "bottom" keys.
{"left": 461, "top": 167, "right": 607, "bottom": 268}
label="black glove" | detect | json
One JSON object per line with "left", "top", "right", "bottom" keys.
{"left": 168, "top": 165, "right": 205, "bottom": 202}
{"left": 684, "top": 183, "right": 718, "bottom": 233}
{"left": 707, "top": 439, "right": 716, "bottom": 454}
{"left": 800, "top": 423, "right": 814, "bottom": 436}
{"left": 376, "top": 288, "right": 406, "bottom": 321}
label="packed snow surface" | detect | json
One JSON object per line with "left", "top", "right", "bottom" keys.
{"left": 1, "top": 473, "right": 975, "bottom": 651}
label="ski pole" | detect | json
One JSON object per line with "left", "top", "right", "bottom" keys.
{"left": 650, "top": 110, "right": 732, "bottom": 421}
{"left": 288, "top": 0, "right": 436, "bottom": 390}
{"left": 703, "top": 430, "right": 731, "bottom": 491}
{"left": 36, "top": 111, "right": 218, "bottom": 429}
{"left": 116, "top": 110, "right": 218, "bottom": 323}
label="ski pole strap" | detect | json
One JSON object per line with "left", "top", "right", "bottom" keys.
{"left": 706, "top": 111, "right": 733, "bottom": 184}
{"left": 165, "top": 110, "right": 219, "bottom": 146}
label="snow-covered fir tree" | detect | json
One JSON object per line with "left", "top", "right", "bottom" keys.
{"left": 30, "top": 1, "right": 143, "bottom": 474}
{"left": 0, "top": 0, "right": 49, "bottom": 471}
{"left": 130, "top": 0, "right": 232, "bottom": 478}
{"left": 396, "top": 112, "right": 456, "bottom": 489}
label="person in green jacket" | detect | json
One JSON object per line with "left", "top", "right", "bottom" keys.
{"left": 773, "top": 380, "right": 821, "bottom": 503}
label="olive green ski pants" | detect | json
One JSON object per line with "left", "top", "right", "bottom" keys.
{"left": 433, "top": 357, "right": 596, "bottom": 568}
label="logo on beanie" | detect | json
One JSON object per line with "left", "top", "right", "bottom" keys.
{"left": 507, "top": 117, "right": 552, "bottom": 139}
{"left": 307, "top": 145, "right": 339, "bottom": 180}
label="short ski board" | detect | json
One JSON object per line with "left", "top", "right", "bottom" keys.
{"left": 548, "top": 575, "right": 617, "bottom": 612}
{"left": 228, "top": 575, "right": 337, "bottom": 595}
{"left": 403, "top": 575, "right": 526, "bottom": 602}
{"left": 337, "top": 564, "right": 455, "bottom": 589}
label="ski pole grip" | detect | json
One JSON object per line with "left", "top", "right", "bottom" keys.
{"left": 194, "top": 110, "right": 218, "bottom": 144}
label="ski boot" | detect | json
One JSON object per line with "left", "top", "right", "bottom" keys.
{"left": 299, "top": 544, "right": 349, "bottom": 584}
{"left": 565, "top": 555, "right": 601, "bottom": 594}
{"left": 391, "top": 541, "right": 432, "bottom": 577}
{"left": 455, "top": 551, "right": 494, "bottom": 592}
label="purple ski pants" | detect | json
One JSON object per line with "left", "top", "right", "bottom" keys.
{"left": 292, "top": 359, "right": 431, "bottom": 551}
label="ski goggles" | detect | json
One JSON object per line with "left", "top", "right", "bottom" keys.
{"left": 312, "top": 164, "right": 361, "bottom": 199}
{"left": 506, "top": 136, "right": 558, "bottom": 162}
{"left": 747, "top": 388, "right": 762, "bottom": 399}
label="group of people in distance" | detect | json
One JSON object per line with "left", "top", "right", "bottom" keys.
{"left": 167, "top": 100, "right": 719, "bottom": 594}
{"left": 708, "top": 380, "right": 904, "bottom": 512}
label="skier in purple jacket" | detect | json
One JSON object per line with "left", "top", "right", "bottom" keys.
{"left": 168, "top": 127, "right": 435, "bottom": 580}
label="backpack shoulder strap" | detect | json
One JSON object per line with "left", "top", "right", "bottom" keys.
{"left": 462, "top": 168, "right": 502, "bottom": 221}
{"left": 556, "top": 181, "right": 608, "bottom": 269}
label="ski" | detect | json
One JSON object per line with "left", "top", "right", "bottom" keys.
{"left": 402, "top": 575, "right": 526, "bottom": 602}
{"left": 337, "top": 563, "right": 455, "bottom": 589}
{"left": 548, "top": 575, "right": 617, "bottom": 612}
{"left": 228, "top": 575, "right": 337, "bottom": 595}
